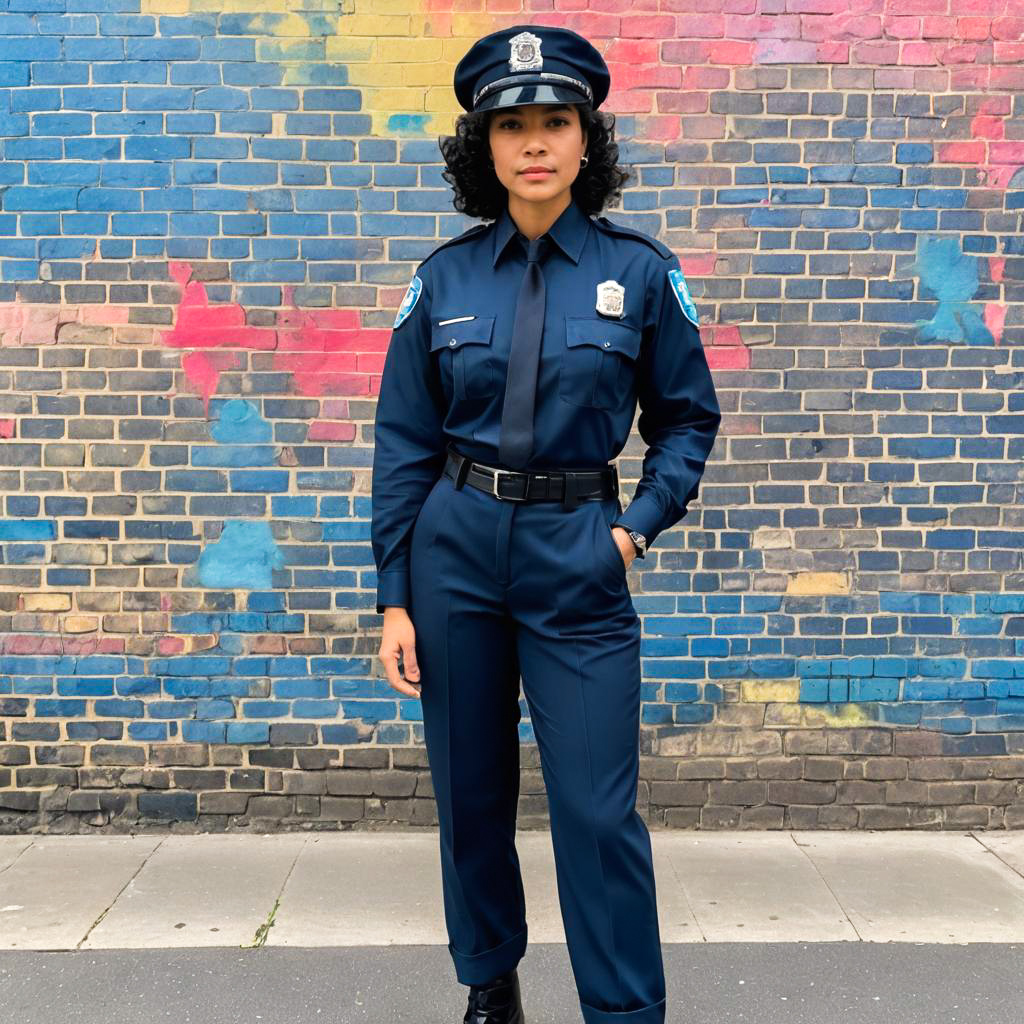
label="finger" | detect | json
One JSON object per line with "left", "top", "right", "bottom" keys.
{"left": 380, "top": 646, "right": 415, "bottom": 694}
{"left": 401, "top": 638, "right": 420, "bottom": 681}
{"left": 391, "top": 660, "right": 420, "bottom": 698}
{"left": 380, "top": 641, "right": 423, "bottom": 697}
{"left": 380, "top": 650, "right": 403, "bottom": 690}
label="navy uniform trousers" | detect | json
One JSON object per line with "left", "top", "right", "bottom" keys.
{"left": 408, "top": 464, "right": 666, "bottom": 1023}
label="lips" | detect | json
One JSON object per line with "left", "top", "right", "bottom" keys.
{"left": 520, "top": 167, "right": 553, "bottom": 174}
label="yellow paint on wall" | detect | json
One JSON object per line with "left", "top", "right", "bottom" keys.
{"left": 742, "top": 680, "right": 800, "bottom": 703}
{"left": 341, "top": 14, "right": 415, "bottom": 36}
{"left": 404, "top": 63, "right": 456, "bottom": 89}
{"left": 143, "top": 0, "right": 344, "bottom": 12}
{"left": 764, "top": 702, "right": 873, "bottom": 728}
{"left": 378, "top": 36, "right": 445, "bottom": 62}
{"left": 64, "top": 615, "right": 99, "bottom": 633}
{"left": 345, "top": 63, "right": 408, "bottom": 88}
{"left": 22, "top": 593, "right": 72, "bottom": 612}
{"left": 786, "top": 572, "right": 851, "bottom": 596}
{"left": 138, "top": 0, "right": 497, "bottom": 137}
{"left": 325, "top": 36, "right": 377, "bottom": 63}
{"left": 804, "top": 702, "right": 872, "bottom": 728}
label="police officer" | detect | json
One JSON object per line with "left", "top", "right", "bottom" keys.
{"left": 372, "top": 24, "right": 721, "bottom": 1024}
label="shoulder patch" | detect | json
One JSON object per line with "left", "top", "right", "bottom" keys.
{"left": 392, "top": 275, "right": 422, "bottom": 329}
{"left": 420, "top": 222, "right": 490, "bottom": 268}
{"left": 593, "top": 215, "right": 674, "bottom": 259}
{"left": 667, "top": 268, "right": 700, "bottom": 328}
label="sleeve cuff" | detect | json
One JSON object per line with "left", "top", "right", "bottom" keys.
{"left": 612, "top": 493, "right": 666, "bottom": 552}
{"left": 375, "top": 569, "right": 409, "bottom": 615}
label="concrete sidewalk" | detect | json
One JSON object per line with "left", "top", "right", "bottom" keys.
{"left": 4, "top": 829, "right": 1024, "bottom": 951}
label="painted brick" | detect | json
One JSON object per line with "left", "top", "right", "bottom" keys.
{"left": 0, "top": 4, "right": 1021, "bottom": 831}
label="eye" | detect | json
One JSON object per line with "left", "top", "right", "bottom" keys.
{"left": 496, "top": 116, "right": 571, "bottom": 129}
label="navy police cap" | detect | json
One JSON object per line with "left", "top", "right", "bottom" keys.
{"left": 454, "top": 25, "right": 610, "bottom": 114}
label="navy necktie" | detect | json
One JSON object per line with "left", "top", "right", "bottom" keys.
{"left": 498, "top": 234, "right": 549, "bottom": 469}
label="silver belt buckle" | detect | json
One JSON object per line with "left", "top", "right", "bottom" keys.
{"left": 491, "top": 468, "right": 529, "bottom": 501}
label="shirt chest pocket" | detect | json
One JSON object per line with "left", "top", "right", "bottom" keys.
{"left": 429, "top": 316, "right": 499, "bottom": 401}
{"left": 559, "top": 316, "right": 642, "bottom": 410}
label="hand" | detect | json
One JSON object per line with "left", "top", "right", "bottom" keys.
{"left": 378, "top": 606, "right": 422, "bottom": 698}
{"left": 610, "top": 526, "right": 637, "bottom": 571}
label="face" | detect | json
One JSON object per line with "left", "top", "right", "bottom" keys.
{"left": 487, "top": 102, "right": 588, "bottom": 206}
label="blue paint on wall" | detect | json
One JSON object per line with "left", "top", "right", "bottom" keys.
{"left": 0, "top": 520, "right": 57, "bottom": 541}
{"left": 197, "top": 520, "right": 284, "bottom": 589}
{"left": 192, "top": 445, "right": 277, "bottom": 468}
{"left": 211, "top": 399, "right": 273, "bottom": 444}
{"left": 912, "top": 235, "right": 993, "bottom": 344}
{"left": 387, "top": 113, "right": 430, "bottom": 134}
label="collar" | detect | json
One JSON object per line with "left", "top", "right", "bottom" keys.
{"left": 492, "top": 195, "right": 591, "bottom": 268}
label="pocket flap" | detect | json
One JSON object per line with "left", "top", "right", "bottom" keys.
{"left": 565, "top": 317, "right": 642, "bottom": 359}
{"left": 430, "top": 316, "right": 495, "bottom": 352}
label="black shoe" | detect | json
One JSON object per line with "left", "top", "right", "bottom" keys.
{"left": 462, "top": 968, "right": 525, "bottom": 1024}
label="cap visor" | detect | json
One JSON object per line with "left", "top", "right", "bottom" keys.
{"left": 475, "top": 83, "right": 587, "bottom": 113}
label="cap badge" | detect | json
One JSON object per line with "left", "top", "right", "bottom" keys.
{"left": 508, "top": 31, "right": 543, "bottom": 72}
{"left": 595, "top": 279, "right": 625, "bottom": 318}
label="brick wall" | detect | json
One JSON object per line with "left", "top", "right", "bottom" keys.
{"left": 1, "top": 1, "right": 1023, "bottom": 833}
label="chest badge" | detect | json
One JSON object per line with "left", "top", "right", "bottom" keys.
{"left": 509, "top": 31, "right": 543, "bottom": 71}
{"left": 595, "top": 279, "right": 625, "bottom": 318}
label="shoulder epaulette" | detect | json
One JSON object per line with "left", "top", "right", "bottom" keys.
{"left": 593, "top": 215, "right": 673, "bottom": 259}
{"left": 421, "top": 222, "right": 491, "bottom": 267}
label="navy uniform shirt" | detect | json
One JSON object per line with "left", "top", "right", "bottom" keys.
{"left": 371, "top": 194, "right": 721, "bottom": 615}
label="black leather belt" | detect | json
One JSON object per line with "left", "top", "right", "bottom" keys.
{"left": 443, "top": 443, "right": 618, "bottom": 510}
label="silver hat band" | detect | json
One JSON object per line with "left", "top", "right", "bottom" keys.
{"left": 473, "top": 71, "right": 592, "bottom": 108}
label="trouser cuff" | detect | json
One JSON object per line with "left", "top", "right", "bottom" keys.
{"left": 580, "top": 996, "right": 666, "bottom": 1023}
{"left": 450, "top": 924, "right": 528, "bottom": 986}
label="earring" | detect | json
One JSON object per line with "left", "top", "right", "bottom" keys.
{"left": 580, "top": 155, "right": 589, "bottom": 167}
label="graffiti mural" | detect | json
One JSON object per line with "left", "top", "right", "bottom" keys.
{"left": 0, "top": 0, "right": 1022, "bottom": 828}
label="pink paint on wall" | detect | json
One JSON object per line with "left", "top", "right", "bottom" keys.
{"left": 703, "top": 322, "right": 744, "bottom": 367}
{"left": 307, "top": 420, "right": 358, "bottom": 442}
{"left": 159, "top": 263, "right": 393, "bottom": 416}
{"left": 984, "top": 303, "right": 1007, "bottom": 345}
{"left": 0, "top": 634, "right": 125, "bottom": 655}
{"left": 181, "top": 351, "right": 243, "bottom": 413}
{"left": 706, "top": 346, "right": 750, "bottom": 371}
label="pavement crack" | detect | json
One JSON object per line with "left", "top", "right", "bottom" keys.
{"left": 789, "top": 831, "right": 863, "bottom": 940}
{"left": 0, "top": 839, "right": 35, "bottom": 876}
{"left": 76, "top": 836, "right": 168, "bottom": 950}
{"left": 660, "top": 837, "right": 707, "bottom": 943}
{"left": 968, "top": 830, "right": 1024, "bottom": 886}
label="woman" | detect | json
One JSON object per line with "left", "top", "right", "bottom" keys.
{"left": 371, "top": 24, "right": 721, "bottom": 1024}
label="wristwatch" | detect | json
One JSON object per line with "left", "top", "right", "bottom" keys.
{"left": 613, "top": 523, "right": 646, "bottom": 558}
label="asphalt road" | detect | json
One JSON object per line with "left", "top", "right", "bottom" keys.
{"left": 2, "top": 941, "right": 1022, "bottom": 1024}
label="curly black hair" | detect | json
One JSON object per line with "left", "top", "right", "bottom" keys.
{"left": 437, "top": 103, "right": 632, "bottom": 221}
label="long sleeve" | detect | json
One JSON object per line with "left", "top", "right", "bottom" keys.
{"left": 370, "top": 259, "right": 447, "bottom": 614}
{"left": 613, "top": 253, "right": 721, "bottom": 552}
